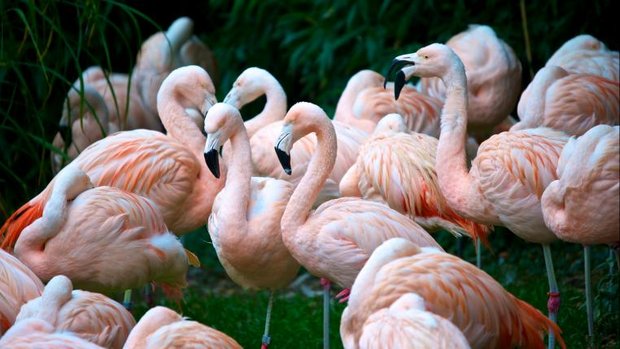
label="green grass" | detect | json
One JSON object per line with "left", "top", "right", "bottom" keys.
{"left": 121, "top": 228, "right": 619, "bottom": 349}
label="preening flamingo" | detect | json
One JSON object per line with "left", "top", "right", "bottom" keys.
{"left": 274, "top": 102, "right": 442, "bottom": 346}
{"left": 334, "top": 69, "right": 442, "bottom": 135}
{"left": 541, "top": 125, "right": 620, "bottom": 338}
{"left": 224, "top": 67, "right": 367, "bottom": 204}
{"left": 123, "top": 306, "right": 242, "bottom": 349}
{"left": 15, "top": 275, "right": 135, "bottom": 349}
{"left": 417, "top": 24, "right": 522, "bottom": 139}
{"left": 545, "top": 34, "right": 619, "bottom": 81}
{"left": 339, "top": 113, "right": 491, "bottom": 266}
{"left": 1, "top": 65, "right": 225, "bottom": 250}
{"left": 340, "top": 238, "right": 565, "bottom": 349}
{"left": 0, "top": 249, "right": 43, "bottom": 335}
{"left": 202, "top": 103, "right": 300, "bottom": 348}
{"left": 389, "top": 43, "right": 569, "bottom": 348}
{"left": 511, "top": 65, "right": 619, "bottom": 135}
{"left": 51, "top": 17, "right": 198, "bottom": 172}
{"left": 0, "top": 318, "right": 105, "bottom": 349}
{"left": 355, "top": 293, "right": 471, "bottom": 349}
{"left": 13, "top": 165, "right": 189, "bottom": 296}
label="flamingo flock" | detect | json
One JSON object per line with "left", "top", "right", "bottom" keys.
{"left": 0, "top": 16, "right": 618, "bottom": 349}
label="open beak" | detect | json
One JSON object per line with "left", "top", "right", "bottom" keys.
{"left": 385, "top": 53, "right": 418, "bottom": 100}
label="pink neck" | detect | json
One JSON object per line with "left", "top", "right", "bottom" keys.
{"left": 216, "top": 120, "right": 252, "bottom": 239}
{"left": 281, "top": 115, "right": 337, "bottom": 236}
{"left": 158, "top": 101, "right": 205, "bottom": 160}
{"left": 244, "top": 78, "right": 287, "bottom": 138}
{"left": 436, "top": 64, "right": 499, "bottom": 223}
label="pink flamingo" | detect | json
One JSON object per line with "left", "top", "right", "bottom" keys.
{"left": 0, "top": 249, "right": 43, "bottom": 335}
{"left": 274, "top": 102, "right": 443, "bottom": 347}
{"left": 545, "top": 34, "right": 619, "bottom": 81}
{"left": 1, "top": 65, "right": 225, "bottom": 249}
{"left": 339, "top": 113, "right": 491, "bottom": 267}
{"left": 340, "top": 238, "right": 565, "bottom": 349}
{"left": 417, "top": 24, "right": 522, "bottom": 139}
{"left": 541, "top": 125, "right": 619, "bottom": 338}
{"left": 334, "top": 69, "right": 442, "bottom": 135}
{"left": 13, "top": 165, "right": 189, "bottom": 296}
{"left": 511, "top": 66, "right": 619, "bottom": 135}
{"left": 15, "top": 275, "right": 135, "bottom": 349}
{"left": 0, "top": 318, "right": 105, "bottom": 348}
{"left": 223, "top": 67, "right": 367, "bottom": 204}
{"left": 388, "top": 43, "right": 569, "bottom": 348}
{"left": 202, "top": 103, "right": 300, "bottom": 348}
{"left": 123, "top": 306, "right": 241, "bottom": 349}
{"left": 51, "top": 17, "right": 199, "bottom": 172}
{"left": 354, "top": 293, "right": 471, "bottom": 349}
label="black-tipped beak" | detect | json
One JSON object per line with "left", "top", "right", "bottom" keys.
{"left": 384, "top": 59, "right": 409, "bottom": 89}
{"left": 394, "top": 70, "right": 407, "bottom": 100}
{"left": 59, "top": 124, "right": 72, "bottom": 145}
{"left": 219, "top": 146, "right": 223, "bottom": 158}
{"left": 204, "top": 149, "right": 220, "bottom": 178}
{"left": 274, "top": 147, "right": 292, "bottom": 175}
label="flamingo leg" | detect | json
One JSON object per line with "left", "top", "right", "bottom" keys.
{"left": 320, "top": 277, "right": 331, "bottom": 349}
{"left": 122, "top": 289, "right": 132, "bottom": 310}
{"left": 261, "top": 291, "right": 274, "bottom": 349}
{"left": 542, "top": 244, "right": 560, "bottom": 349}
{"left": 584, "top": 245, "right": 594, "bottom": 343}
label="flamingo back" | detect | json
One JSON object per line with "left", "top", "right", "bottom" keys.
{"left": 471, "top": 128, "right": 568, "bottom": 243}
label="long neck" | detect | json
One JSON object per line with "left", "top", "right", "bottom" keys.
{"left": 244, "top": 80, "right": 287, "bottom": 138}
{"left": 217, "top": 122, "right": 252, "bottom": 237}
{"left": 281, "top": 118, "right": 337, "bottom": 235}
{"left": 436, "top": 64, "right": 499, "bottom": 223}
{"left": 519, "top": 68, "right": 566, "bottom": 125}
{"left": 159, "top": 100, "right": 205, "bottom": 159}
{"left": 334, "top": 74, "right": 375, "bottom": 122}
{"left": 16, "top": 177, "right": 72, "bottom": 255}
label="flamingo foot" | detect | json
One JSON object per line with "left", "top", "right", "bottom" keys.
{"left": 335, "top": 288, "right": 351, "bottom": 303}
{"left": 261, "top": 335, "right": 271, "bottom": 349}
{"left": 547, "top": 291, "right": 561, "bottom": 317}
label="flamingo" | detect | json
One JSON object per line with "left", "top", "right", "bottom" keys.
{"left": 12, "top": 165, "right": 189, "bottom": 296}
{"left": 223, "top": 67, "right": 367, "bottom": 204}
{"left": 273, "top": 102, "right": 443, "bottom": 347}
{"left": 333, "top": 69, "right": 442, "bottom": 135}
{"left": 339, "top": 113, "right": 491, "bottom": 267}
{"left": 388, "top": 43, "right": 569, "bottom": 348}
{"left": 0, "top": 249, "right": 43, "bottom": 335}
{"left": 541, "top": 125, "right": 620, "bottom": 339}
{"left": 51, "top": 17, "right": 198, "bottom": 172}
{"left": 0, "top": 318, "right": 105, "bottom": 349}
{"left": 545, "top": 34, "right": 619, "bottom": 81}
{"left": 511, "top": 66, "right": 619, "bottom": 135}
{"left": 355, "top": 293, "right": 471, "bottom": 349}
{"left": 15, "top": 275, "right": 135, "bottom": 349}
{"left": 202, "top": 103, "right": 300, "bottom": 348}
{"left": 340, "top": 238, "right": 565, "bottom": 349}
{"left": 1, "top": 65, "right": 225, "bottom": 250}
{"left": 123, "top": 306, "right": 242, "bottom": 349}
{"left": 417, "top": 24, "right": 522, "bottom": 139}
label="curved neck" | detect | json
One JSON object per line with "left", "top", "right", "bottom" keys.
{"left": 281, "top": 117, "right": 337, "bottom": 235}
{"left": 244, "top": 79, "right": 287, "bottom": 138}
{"left": 334, "top": 73, "right": 379, "bottom": 122}
{"left": 217, "top": 121, "right": 252, "bottom": 234}
{"left": 124, "top": 309, "right": 180, "bottom": 348}
{"left": 436, "top": 63, "right": 499, "bottom": 223}
{"left": 158, "top": 98, "right": 205, "bottom": 160}
{"left": 520, "top": 68, "right": 567, "bottom": 125}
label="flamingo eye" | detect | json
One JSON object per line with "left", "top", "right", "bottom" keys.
{"left": 424, "top": 55, "right": 429, "bottom": 59}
